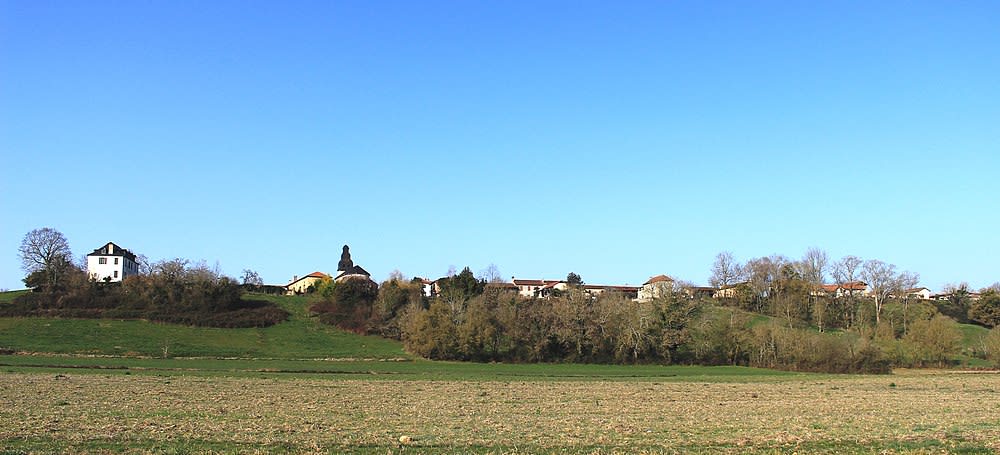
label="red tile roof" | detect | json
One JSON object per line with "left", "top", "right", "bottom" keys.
{"left": 644, "top": 274, "right": 674, "bottom": 285}
{"left": 287, "top": 272, "right": 331, "bottom": 287}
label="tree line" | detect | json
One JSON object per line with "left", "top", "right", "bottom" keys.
{"left": 708, "top": 249, "right": 1000, "bottom": 331}
{"left": 309, "top": 255, "right": 1000, "bottom": 372}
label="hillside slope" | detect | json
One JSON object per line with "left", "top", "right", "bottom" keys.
{"left": 0, "top": 292, "right": 408, "bottom": 359}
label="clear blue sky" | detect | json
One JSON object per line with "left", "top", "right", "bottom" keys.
{"left": 2, "top": 1, "right": 998, "bottom": 291}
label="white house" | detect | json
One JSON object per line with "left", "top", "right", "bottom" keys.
{"left": 416, "top": 277, "right": 438, "bottom": 297}
{"left": 86, "top": 242, "right": 139, "bottom": 282}
{"left": 903, "top": 287, "right": 933, "bottom": 300}
{"left": 638, "top": 274, "right": 675, "bottom": 301}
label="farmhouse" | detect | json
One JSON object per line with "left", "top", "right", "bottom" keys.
{"left": 286, "top": 272, "right": 330, "bottom": 294}
{"left": 813, "top": 281, "right": 869, "bottom": 298}
{"left": 285, "top": 245, "right": 375, "bottom": 294}
{"left": 416, "top": 277, "right": 438, "bottom": 297}
{"left": 903, "top": 287, "right": 933, "bottom": 300}
{"left": 86, "top": 242, "right": 139, "bottom": 282}
{"left": 512, "top": 279, "right": 564, "bottom": 298}
{"left": 511, "top": 278, "right": 641, "bottom": 300}
{"left": 714, "top": 282, "right": 749, "bottom": 299}
{"left": 638, "top": 274, "right": 675, "bottom": 301}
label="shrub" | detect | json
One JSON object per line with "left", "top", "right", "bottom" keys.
{"left": 984, "top": 327, "right": 1000, "bottom": 367}
{"left": 308, "top": 278, "right": 378, "bottom": 333}
{"left": 902, "top": 315, "right": 963, "bottom": 367}
{"left": 7, "top": 264, "right": 288, "bottom": 328}
{"left": 968, "top": 291, "right": 1000, "bottom": 328}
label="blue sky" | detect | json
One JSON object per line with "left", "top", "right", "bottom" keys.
{"left": 2, "top": 1, "right": 998, "bottom": 291}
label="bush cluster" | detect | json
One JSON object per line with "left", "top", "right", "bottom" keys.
{"left": 303, "top": 267, "right": 993, "bottom": 373}
{"left": 4, "top": 261, "right": 288, "bottom": 328}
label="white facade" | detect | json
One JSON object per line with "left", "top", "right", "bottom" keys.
{"left": 86, "top": 242, "right": 138, "bottom": 283}
{"left": 638, "top": 275, "right": 675, "bottom": 301}
{"left": 906, "top": 288, "right": 933, "bottom": 300}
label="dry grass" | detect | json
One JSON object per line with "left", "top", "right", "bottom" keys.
{"left": 2, "top": 371, "right": 999, "bottom": 453}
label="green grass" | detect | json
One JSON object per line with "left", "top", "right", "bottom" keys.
{"left": 0, "top": 293, "right": 408, "bottom": 359}
{"left": 958, "top": 322, "right": 990, "bottom": 347}
{"left": 956, "top": 322, "right": 992, "bottom": 367}
{"left": 0, "top": 289, "right": 28, "bottom": 303}
{"left": 1, "top": 290, "right": 993, "bottom": 374}
{"left": 0, "top": 354, "right": 809, "bottom": 382}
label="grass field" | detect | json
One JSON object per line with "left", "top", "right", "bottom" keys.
{"left": 0, "top": 355, "right": 803, "bottom": 382}
{"left": 1, "top": 369, "right": 998, "bottom": 454}
{"left": 2, "top": 291, "right": 999, "bottom": 453}
{"left": 0, "top": 289, "right": 27, "bottom": 303}
{"left": 0, "top": 293, "right": 408, "bottom": 359}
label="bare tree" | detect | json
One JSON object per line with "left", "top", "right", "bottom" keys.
{"left": 18, "top": 227, "right": 73, "bottom": 289}
{"left": 241, "top": 269, "right": 263, "bottom": 286}
{"left": 477, "top": 263, "right": 504, "bottom": 283}
{"left": 135, "top": 254, "right": 154, "bottom": 275}
{"left": 897, "top": 271, "right": 920, "bottom": 335}
{"left": 745, "top": 255, "right": 788, "bottom": 299}
{"left": 832, "top": 255, "right": 863, "bottom": 287}
{"left": 832, "top": 255, "right": 864, "bottom": 328}
{"left": 861, "top": 259, "right": 900, "bottom": 325}
{"left": 710, "top": 251, "right": 745, "bottom": 288}
{"left": 154, "top": 258, "right": 189, "bottom": 282}
{"left": 799, "top": 247, "right": 829, "bottom": 285}
{"left": 387, "top": 269, "right": 407, "bottom": 282}
{"left": 18, "top": 228, "right": 71, "bottom": 273}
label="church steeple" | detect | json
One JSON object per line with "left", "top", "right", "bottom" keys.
{"left": 337, "top": 245, "right": 353, "bottom": 272}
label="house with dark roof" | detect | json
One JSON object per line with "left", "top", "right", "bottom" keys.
{"left": 86, "top": 242, "right": 138, "bottom": 282}
{"left": 902, "top": 287, "right": 933, "bottom": 300}
{"left": 333, "top": 245, "right": 373, "bottom": 284}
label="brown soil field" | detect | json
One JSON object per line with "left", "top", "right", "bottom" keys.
{"left": 2, "top": 371, "right": 999, "bottom": 453}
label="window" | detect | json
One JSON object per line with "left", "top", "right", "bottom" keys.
{"left": 99, "top": 258, "right": 107, "bottom": 264}
{"left": 114, "top": 271, "right": 119, "bottom": 278}
{"left": 114, "top": 258, "right": 119, "bottom": 265}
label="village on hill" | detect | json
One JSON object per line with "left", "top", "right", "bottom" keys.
{"left": 10, "top": 227, "right": 1000, "bottom": 374}
{"left": 82, "top": 238, "right": 984, "bottom": 305}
